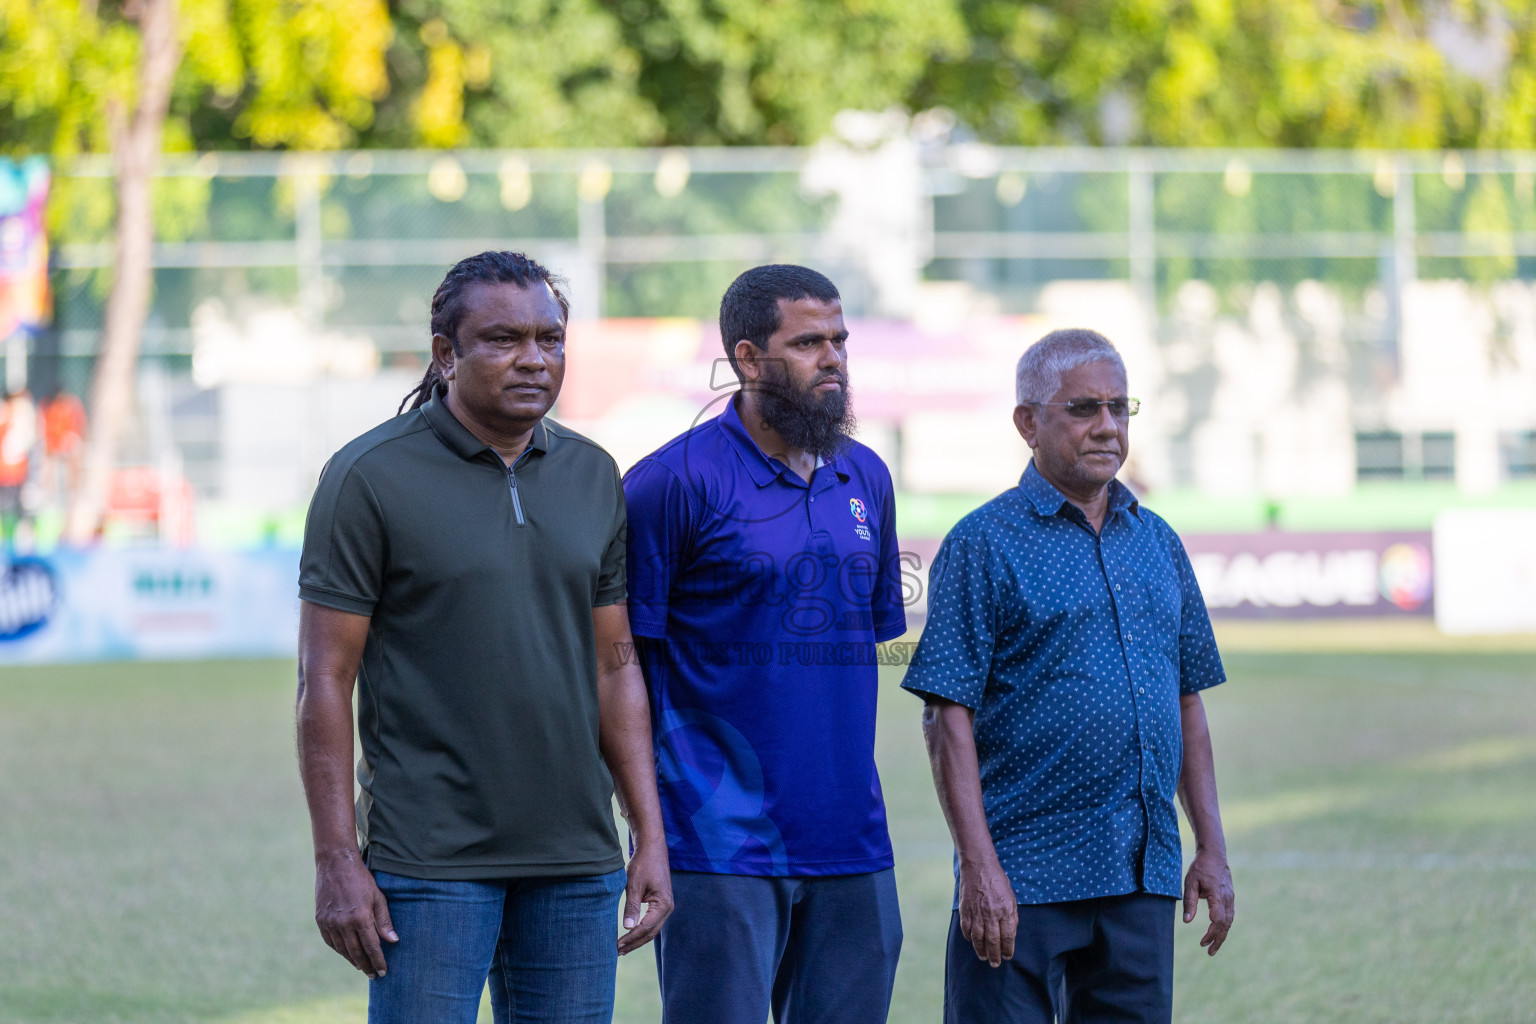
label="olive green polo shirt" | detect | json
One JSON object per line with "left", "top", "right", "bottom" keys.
{"left": 299, "top": 388, "right": 626, "bottom": 880}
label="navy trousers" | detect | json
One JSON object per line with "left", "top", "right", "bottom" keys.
{"left": 656, "top": 869, "right": 903, "bottom": 1024}
{"left": 944, "top": 893, "right": 1176, "bottom": 1024}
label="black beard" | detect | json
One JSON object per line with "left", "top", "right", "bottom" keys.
{"left": 753, "top": 362, "right": 856, "bottom": 459}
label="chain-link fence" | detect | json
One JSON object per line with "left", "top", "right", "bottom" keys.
{"left": 24, "top": 143, "right": 1536, "bottom": 505}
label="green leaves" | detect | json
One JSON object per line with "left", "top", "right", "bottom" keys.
{"left": 918, "top": 0, "right": 1535, "bottom": 150}
{"left": 0, "top": 0, "right": 392, "bottom": 160}
{"left": 0, "top": 0, "right": 136, "bottom": 158}
{"left": 375, "top": 0, "right": 660, "bottom": 148}
{"left": 372, "top": 0, "right": 966, "bottom": 148}
{"left": 9, "top": 1, "right": 1536, "bottom": 156}
{"left": 201, "top": 0, "right": 392, "bottom": 149}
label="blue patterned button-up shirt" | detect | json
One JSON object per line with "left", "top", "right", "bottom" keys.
{"left": 901, "top": 462, "right": 1225, "bottom": 904}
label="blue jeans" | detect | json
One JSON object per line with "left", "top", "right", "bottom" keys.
{"left": 656, "top": 869, "right": 902, "bottom": 1024}
{"left": 368, "top": 868, "right": 626, "bottom": 1024}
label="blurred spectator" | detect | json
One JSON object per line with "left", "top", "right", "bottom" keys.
{"left": 38, "top": 387, "right": 85, "bottom": 504}
{"left": 0, "top": 387, "right": 36, "bottom": 543}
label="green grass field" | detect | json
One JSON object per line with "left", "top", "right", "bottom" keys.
{"left": 2, "top": 628, "right": 1534, "bottom": 1023}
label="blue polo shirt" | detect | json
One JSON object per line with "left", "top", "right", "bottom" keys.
{"left": 901, "top": 463, "right": 1225, "bottom": 904}
{"left": 624, "top": 396, "right": 907, "bottom": 876}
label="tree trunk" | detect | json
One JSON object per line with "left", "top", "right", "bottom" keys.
{"left": 63, "top": 0, "right": 181, "bottom": 545}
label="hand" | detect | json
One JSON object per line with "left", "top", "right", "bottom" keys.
{"left": 315, "top": 851, "right": 398, "bottom": 978}
{"left": 958, "top": 858, "right": 1018, "bottom": 967}
{"left": 1182, "top": 848, "right": 1234, "bottom": 955}
{"left": 617, "top": 840, "right": 673, "bottom": 955}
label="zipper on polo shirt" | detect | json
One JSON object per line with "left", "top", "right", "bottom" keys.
{"left": 507, "top": 466, "right": 525, "bottom": 525}
{"left": 504, "top": 450, "right": 530, "bottom": 526}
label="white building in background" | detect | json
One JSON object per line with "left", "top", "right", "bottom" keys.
{"left": 561, "top": 276, "right": 1533, "bottom": 505}
{"left": 164, "top": 274, "right": 1536, "bottom": 515}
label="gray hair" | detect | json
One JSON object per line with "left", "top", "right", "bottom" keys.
{"left": 1015, "top": 328, "right": 1127, "bottom": 405}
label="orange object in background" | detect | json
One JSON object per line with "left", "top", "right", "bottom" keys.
{"left": 41, "top": 391, "right": 84, "bottom": 457}
{"left": 105, "top": 466, "right": 196, "bottom": 546}
{"left": 35, "top": 390, "right": 86, "bottom": 506}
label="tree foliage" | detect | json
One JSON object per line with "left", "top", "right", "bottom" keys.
{"left": 0, "top": 0, "right": 392, "bottom": 158}
{"left": 372, "top": 0, "right": 662, "bottom": 148}
{"left": 1, "top": 0, "right": 392, "bottom": 245}
{"left": 365, "top": 0, "right": 966, "bottom": 148}
{"left": 377, "top": 0, "right": 1536, "bottom": 150}
{"left": 184, "top": 0, "right": 392, "bottom": 149}
{"left": 611, "top": 0, "right": 968, "bottom": 145}
{"left": 0, "top": 0, "right": 394, "bottom": 543}
{"left": 914, "top": 0, "right": 1536, "bottom": 149}
{"left": 0, "top": 1, "right": 136, "bottom": 159}
{"left": 9, "top": 1, "right": 1536, "bottom": 153}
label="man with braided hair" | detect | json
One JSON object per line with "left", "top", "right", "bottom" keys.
{"left": 297, "top": 251, "right": 672, "bottom": 1024}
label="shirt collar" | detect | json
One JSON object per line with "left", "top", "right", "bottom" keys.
{"left": 719, "top": 394, "right": 850, "bottom": 489}
{"left": 421, "top": 383, "right": 549, "bottom": 462}
{"left": 1018, "top": 461, "right": 1140, "bottom": 521}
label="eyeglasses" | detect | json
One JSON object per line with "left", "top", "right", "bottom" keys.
{"left": 1031, "top": 397, "right": 1140, "bottom": 419}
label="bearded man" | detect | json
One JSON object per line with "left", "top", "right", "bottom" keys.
{"left": 623, "top": 265, "right": 908, "bottom": 1024}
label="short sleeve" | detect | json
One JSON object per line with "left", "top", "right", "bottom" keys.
{"left": 595, "top": 463, "right": 627, "bottom": 607}
{"left": 900, "top": 531, "right": 997, "bottom": 709}
{"left": 298, "top": 457, "right": 386, "bottom": 617}
{"left": 622, "top": 458, "right": 695, "bottom": 638}
{"left": 1170, "top": 530, "right": 1226, "bottom": 694}
{"left": 871, "top": 463, "right": 907, "bottom": 643}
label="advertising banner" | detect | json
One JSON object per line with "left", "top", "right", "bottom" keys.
{"left": 0, "top": 156, "right": 51, "bottom": 344}
{"left": 0, "top": 547, "right": 300, "bottom": 664}
{"left": 0, "top": 523, "right": 1491, "bottom": 663}
{"left": 1183, "top": 531, "right": 1434, "bottom": 620}
{"left": 1432, "top": 509, "right": 1536, "bottom": 635}
{"left": 561, "top": 316, "right": 1038, "bottom": 424}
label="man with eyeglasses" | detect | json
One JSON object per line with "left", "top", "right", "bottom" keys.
{"left": 902, "top": 328, "right": 1234, "bottom": 1024}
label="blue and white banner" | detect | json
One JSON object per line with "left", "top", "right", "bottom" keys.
{"left": 0, "top": 548, "right": 300, "bottom": 664}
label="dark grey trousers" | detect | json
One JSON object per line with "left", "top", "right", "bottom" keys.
{"left": 944, "top": 893, "right": 1176, "bottom": 1024}
{"left": 656, "top": 868, "right": 903, "bottom": 1024}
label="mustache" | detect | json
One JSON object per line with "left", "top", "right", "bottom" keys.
{"left": 756, "top": 370, "right": 848, "bottom": 395}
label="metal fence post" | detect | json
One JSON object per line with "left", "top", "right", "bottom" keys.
{"left": 1128, "top": 152, "right": 1156, "bottom": 325}
{"left": 293, "top": 162, "right": 326, "bottom": 497}
{"left": 1391, "top": 156, "right": 1417, "bottom": 363}
{"left": 576, "top": 159, "right": 610, "bottom": 320}
{"left": 294, "top": 165, "right": 324, "bottom": 332}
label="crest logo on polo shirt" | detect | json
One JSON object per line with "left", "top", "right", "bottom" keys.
{"left": 849, "top": 498, "right": 872, "bottom": 541}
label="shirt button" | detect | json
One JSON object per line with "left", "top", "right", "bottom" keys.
{"left": 809, "top": 495, "right": 815, "bottom": 502}
{"left": 1115, "top": 583, "right": 1121, "bottom": 591}
{"left": 1138, "top": 687, "right": 1146, "bottom": 695}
